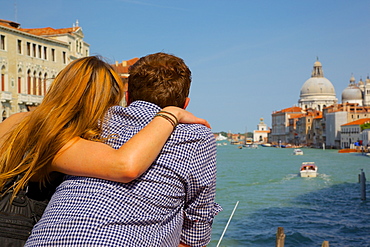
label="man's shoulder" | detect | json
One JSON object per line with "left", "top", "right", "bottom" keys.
{"left": 175, "top": 124, "right": 215, "bottom": 142}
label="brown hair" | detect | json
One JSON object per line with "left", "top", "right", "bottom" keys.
{"left": 0, "top": 56, "right": 125, "bottom": 198}
{"left": 128, "top": 52, "right": 191, "bottom": 108}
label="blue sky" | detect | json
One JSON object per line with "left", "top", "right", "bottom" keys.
{"left": 2, "top": 0, "right": 370, "bottom": 133}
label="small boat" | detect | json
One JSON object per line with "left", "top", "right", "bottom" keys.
{"left": 261, "top": 143, "right": 272, "bottom": 147}
{"left": 293, "top": 149, "right": 304, "bottom": 155}
{"left": 300, "top": 162, "right": 318, "bottom": 177}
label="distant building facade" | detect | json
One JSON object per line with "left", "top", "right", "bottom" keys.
{"left": 340, "top": 118, "right": 370, "bottom": 149}
{"left": 253, "top": 118, "right": 270, "bottom": 143}
{"left": 270, "top": 106, "right": 302, "bottom": 144}
{"left": 0, "top": 19, "right": 89, "bottom": 120}
{"left": 270, "top": 59, "right": 370, "bottom": 149}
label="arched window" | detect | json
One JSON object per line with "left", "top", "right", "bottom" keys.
{"left": 2, "top": 110, "right": 6, "bottom": 121}
{"left": 33, "top": 71, "right": 36, "bottom": 95}
{"left": 1, "top": 65, "right": 5, "bottom": 91}
{"left": 38, "top": 72, "right": 42, "bottom": 95}
{"left": 17, "top": 68, "right": 22, "bottom": 93}
{"left": 27, "top": 70, "right": 31, "bottom": 94}
{"left": 43, "top": 73, "right": 47, "bottom": 95}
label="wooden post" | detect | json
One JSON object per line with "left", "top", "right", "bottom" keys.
{"left": 276, "top": 227, "right": 285, "bottom": 247}
{"left": 321, "top": 240, "right": 329, "bottom": 247}
{"left": 360, "top": 169, "right": 366, "bottom": 201}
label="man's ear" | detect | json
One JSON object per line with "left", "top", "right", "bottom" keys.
{"left": 125, "top": 91, "right": 131, "bottom": 106}
{"left": 183, "top": 97, "right": 190, "bottom": 109}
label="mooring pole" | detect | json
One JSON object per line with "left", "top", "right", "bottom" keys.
{"left": 321, "top": 240, "right": 329, "bottom": 247}
{"left": 360, "top": 169, "right": 366, "bottom": 201}
{"left": 276, "top": 227, "right": 285, "bottom": 247}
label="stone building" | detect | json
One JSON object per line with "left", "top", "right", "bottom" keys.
{"left": 340, "top": 118, "right": 370, "bottom": 149}
{"left": 270, "top": 106, "right": 302, "bottom": 144}
{"left": 253, "top": 118, "right": 270, "bottom": 143}
{"left": 0, "top": 19, "right": 89, "bottom": 120}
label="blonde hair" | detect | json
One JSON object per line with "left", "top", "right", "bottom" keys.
{"left": 0, "top": 56, "right": 125, "bottom": 198}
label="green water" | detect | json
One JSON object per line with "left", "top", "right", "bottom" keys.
{"left": 210, "top": 145, "right": 370, "bottom": 246}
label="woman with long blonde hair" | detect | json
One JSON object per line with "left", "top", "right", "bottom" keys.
{"left": 0, "top": 56, "right": 209, "bottom": 203}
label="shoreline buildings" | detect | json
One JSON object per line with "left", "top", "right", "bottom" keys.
{"left": 271, "top": 59, "right": 370, "bottom": 149}
{"left": 0, "top": 19, "right": 89, "bottom": 119}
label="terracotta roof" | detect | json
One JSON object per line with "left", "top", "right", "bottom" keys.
{"left": 289, "top": 113, "right": 303, "bottom": 119}
{"left": 111, "top": 58, "right": 139, "bottom": 75}
{"left": 20, "top": 26, "right": 80, "bottom": 36}
{"left": 341, "top": 118, "right": 370, "bottom": 126}
{"left": 274, "top": 106, "right": 302, "bottom": 114}
{"left": 0, "top": 19, "right": 21, "bottom": 29}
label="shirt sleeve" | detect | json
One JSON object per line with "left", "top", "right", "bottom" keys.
{"left": 180, "top": 130, "right": 223, "bottom": 247}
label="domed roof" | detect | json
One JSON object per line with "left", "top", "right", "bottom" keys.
{"left": 342, "top": 84, "right": 362, "bottom": 102}
{"left": 300, "top": 59, "right": 336, "bottom": 97}
{"left": 300, "top": 77, "right": 336, "bottom": 97}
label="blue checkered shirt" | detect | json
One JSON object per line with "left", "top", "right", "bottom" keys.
{"left": 26, "top": 101, "right": 222, "bottom": 247}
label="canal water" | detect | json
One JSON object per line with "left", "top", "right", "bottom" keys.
{"left": 210, "top": 144, "right": 370, "bottom": 246}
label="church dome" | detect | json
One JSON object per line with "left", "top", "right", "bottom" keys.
{"left": 342, "top": 84, "right": 362, "bottom": 102}
{"left": 300, "top": 77, "right": 336, "bottom": 97}
{"left": 298, "top": 59, "right": 338, "bottom": 110}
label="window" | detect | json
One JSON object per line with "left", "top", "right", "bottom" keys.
{"left": 27, "top": 70, "right": 31, "bottom": 94}
{"left": 43, "top": 47, "right": 47, "bottom": 60}
{"left": 0, "top": 35, "right": 5, "bottom": 50}
{"left": 32, "top": 44, "right": 36, "bottom": 57}
{"left": 17, "top": 40, "right": 22, "bottom": 54}
{"left": 43, "top": 73, "right": 47, "bottom": 95}
{"left": 17, "top": 69, "right": 22, "bottom": 94}
{"left": 1, "top": 70, "right": 4, "bottom": 91}
{"left": 51, "top": 48, "right": 55, "bottom": 61}
{"left": 38, "top": 72, "right": 42, "bottom": 95}
{"left": 62, "top": 51, "right": 66, "bottom": 64}
{"left": 33, "top": 71, "right": 37, "bottom": 95}
{"left": 38, "top": 45, "right": 42, "bottom": 58}
{"left": 26, "top": 42, "right": 31, "bottom": 56}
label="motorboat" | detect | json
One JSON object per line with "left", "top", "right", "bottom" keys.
{"left": 293, "top": 149, "right": 304, "bottom": 155}
{"left": 300, "top": 162, "right": 318, "bottom": 177}
{"left": 261, "top": 143, "right": 272, "bottom": 147}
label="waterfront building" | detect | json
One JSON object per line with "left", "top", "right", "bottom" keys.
{"left": 340, "top": 118, "right": 370, "bottom": 149}
{"left": 287, "top": 113, "right": 302, "bottom": 145}
{"left": 271, "top": 58, "right": 370, "bottom": 149}
{"left": 361, "top": 128, "right": 370, "bottom": 147}
{"left": 270, "top": 106, "right": 302, "bottom": 144}
{"left": 253, "top": 118, "right": 270, "bottom": 143}
{"left": 0, "top": 19, "right": 89, "bottom": 120}
{"left": 323, "top": 103, "right": 370, "bottom": 148}
{"left": 295, "top": 109, "right": 322, "bottom": 147}
{"left": 298, "top": 59, "right": 337, "bottom": 111}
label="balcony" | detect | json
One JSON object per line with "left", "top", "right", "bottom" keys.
{"left": 0, "top": 91, "right": 12, "bottom": 102}
{"left": 17, "top": 94, "right": 43, "bottom": 105}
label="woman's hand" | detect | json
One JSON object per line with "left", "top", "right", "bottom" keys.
{"left": 162, "top": 106, "right": 211, "bottom": 128}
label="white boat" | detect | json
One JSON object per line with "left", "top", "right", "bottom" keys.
{"left": 261, "top": 143, "right": 272, "bottom": 147}
{"left": 300, "top": 162, "right": 318, "bottom": 177}
{"left": 293, "top": 148, "right": 304, "bottom": 155}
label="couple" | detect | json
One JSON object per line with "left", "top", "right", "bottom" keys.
{"left": 0, "top": 52, "right": 221, "bottom": 246}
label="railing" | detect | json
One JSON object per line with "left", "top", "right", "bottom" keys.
{"left": 0, "top": 91, "right": 12, "bottom": 102}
